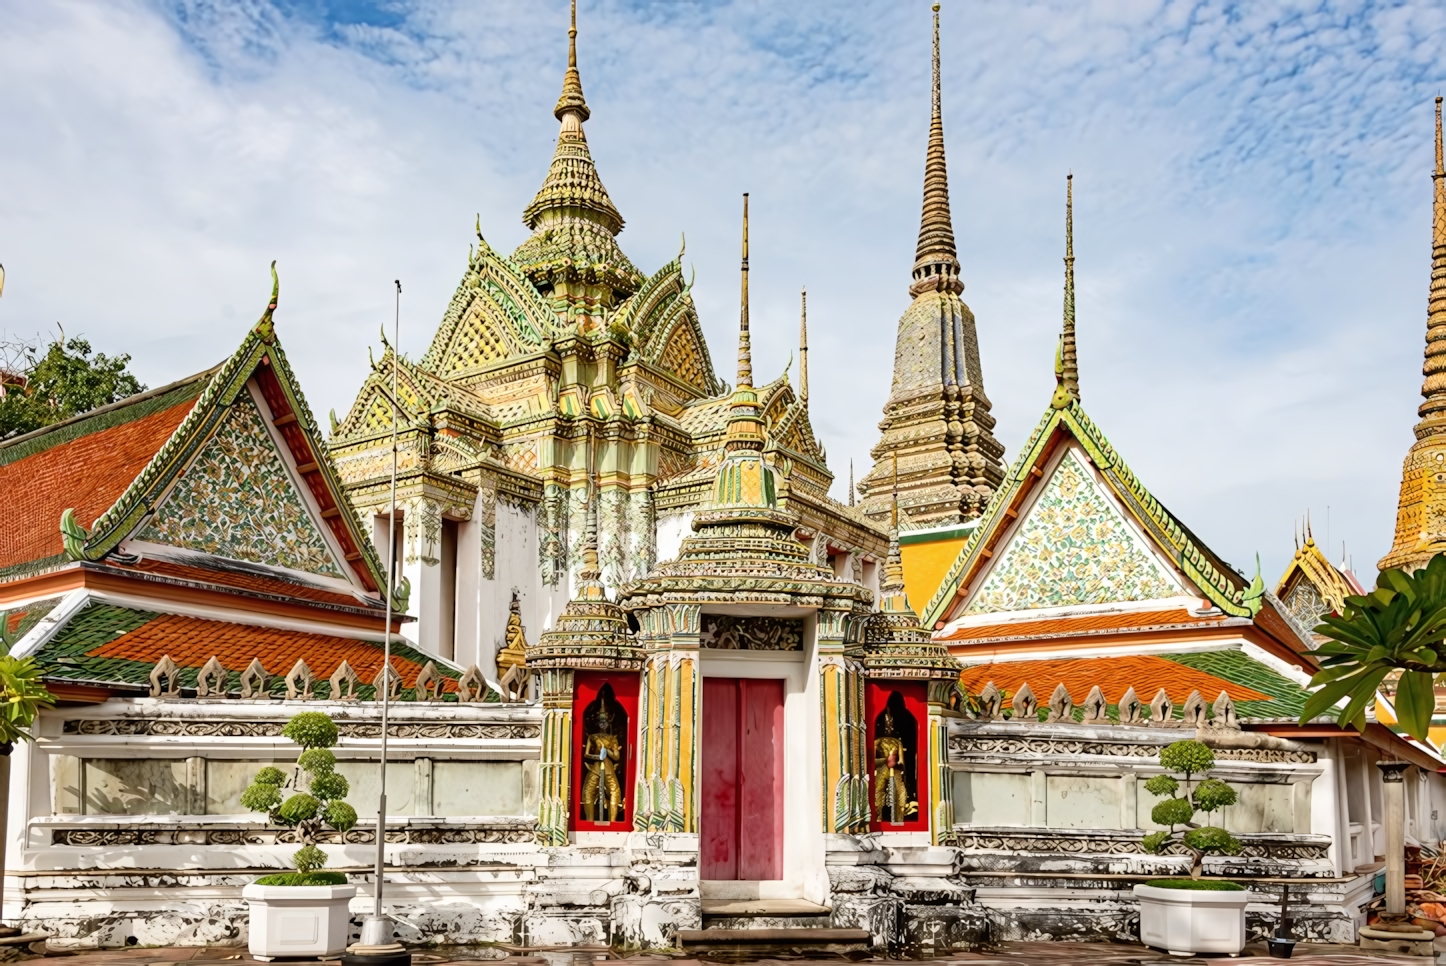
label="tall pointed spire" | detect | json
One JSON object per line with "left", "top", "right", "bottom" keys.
{"left": 799, "top": 287, "right": 809, "bottom": 407}
{"left": 1420, "top": 95, "right": 1446, "bottom": 427}
{"left": 910, "top": 3, "right": 962, "bottom": 298}
{"left": 1052, "top": 173, "right": 1080, "bottom": 409}
{"left": 514, "top": 0, "right": 641, "bottom": 312}
{"left": 849, "top": 459, "right": 855, "bottom": 507}
{"left": 1380, "top": 98, "right": 1446, "bottom": 573}
{"left": 722, "top": 193, "right": 766, "bottom": 461}
{"left": 554, "top": 0, "right": 590, "bottom": 122}
{"left": 737, "top": 193, "right": 753, "bottom": 390}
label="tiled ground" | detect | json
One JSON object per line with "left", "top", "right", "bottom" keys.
{"left": 29, "top": 942, "right": 1425, "bottom": 966}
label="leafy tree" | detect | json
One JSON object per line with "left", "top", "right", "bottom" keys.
{"left": 0, "top": 334, "right": 146, "bottom": 438}
{"left": 243, "top": 712, "right": 357, "bottom": 882}
{"left": 1300, "top": 554, "right": 1446, "bottom": 743}
{"left": 1141, "top": 739, "right": 1241, "bottom": 879}
{"left": 0, "top": 611, "right": 56, "bottom": 744}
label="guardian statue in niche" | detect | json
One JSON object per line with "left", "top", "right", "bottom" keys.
{"left": 580, "top": 684, "right": 626, "bottom": 824}
{"left": 873, "top": 692, "right": 919, "bottom": 824}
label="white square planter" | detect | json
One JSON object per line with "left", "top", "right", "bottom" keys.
{"left": 243, "top": 883, "right": 357, "bottom": 960}
{"left": 1135, "top": 882, "right": 1249, "bottom": 956}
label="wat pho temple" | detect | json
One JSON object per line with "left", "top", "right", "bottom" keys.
{"left": 2, "top": 2, "right": 1445, "bottom": 954}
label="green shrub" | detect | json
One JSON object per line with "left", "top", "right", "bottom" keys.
{"left": 324, "top": 800, "right": 359, "bottom": 832}
{"left": 253, "top": 871, "right": 349, "bottom": 887}
{"left": 291, "top": 844, "right": 328, "bottom": 875}
{"left": 1159, "top": 740, "right": 1215, "bottom": 776}
{"left": 1141, "top": 739, "right": 1242, "bottom": 881}
{"left": 1145, "top": 878, "right": 1245, "bottom": 891}
{"left": 278, "top": 793, "right": 320, "bottom": 824}
{"left": 309, "top": 772, "right": 349, "bottom": 801}
{"left": 282, "top": 712, "right": 338, "bottom": 749}
{"left": 1151, "top": 797, "right": 1195, "bottom": 827}
{"left": 241, "top": 712, "right": 357, "bottom": 881}
{"left": 298, "top": 748, "right": 336, "bottom": 775}
{"left": 239, "top": 782, "right": 281, "bottom": 813}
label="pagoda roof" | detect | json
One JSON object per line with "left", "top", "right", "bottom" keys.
{"left": 0, "top": 265, "right": 395, "bottom": 611}
{"left": 923, "top": 399, "right": 1268, "bottom": 629}
{"left": 0, "top": 372, "right": 210, "bottom": 580}
{"left": 956, "top": 648, "right": 1310, "bottom": 722}
{"left": 12, "top": 596, "right": 466, "bottom": 701}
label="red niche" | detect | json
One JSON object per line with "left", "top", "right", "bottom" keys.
{"left": 865, "top": 680, "right": 929, "bottom": 832}
{"left": 571, "top": 672, "right": 639, "bottom": 832}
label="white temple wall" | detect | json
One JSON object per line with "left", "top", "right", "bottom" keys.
{"left": 654, "top": 511, "right": 694, "bottom": 567}
{"left": 448, "top": 498, "right": 571, "bottom": 683}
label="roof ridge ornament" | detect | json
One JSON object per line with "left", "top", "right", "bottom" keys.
{"left": 253, "top": 261, "right": 279, "bottom": 344}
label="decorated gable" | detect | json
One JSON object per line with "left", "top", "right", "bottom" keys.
{"left": 139, "top": 390, "right": 345, "bottom": 579}
{"left": 963, "top": 447, "right": 1183, "bottom": 615}
{"left": 423, "top": 241, "right": 556, "bottom": 378}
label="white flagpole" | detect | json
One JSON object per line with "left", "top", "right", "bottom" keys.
{"left": 365, "top": 279, "right": 401, "bottom": 944}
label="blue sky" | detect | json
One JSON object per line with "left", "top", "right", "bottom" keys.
{"left": 2, "top": 0, "right": 1444, "bottom": 584}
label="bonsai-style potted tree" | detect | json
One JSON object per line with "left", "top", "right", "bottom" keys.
{"left": 1135, "top": 739, "right": 1250, "bottom": 956}
{"left": 241, "top": 712, "right": 360, "bottom": 960}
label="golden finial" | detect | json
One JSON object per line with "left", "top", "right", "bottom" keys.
{"left": 849, "top": 458, "right": 855, "bottom": 507}
{"left": 799, "top": 287, "right": 809, "bottom": 407}
{"left": 554, "top": 0, "right": 590, "bottom": 122}
{"left": 738, "top": 193, "right": 752, "bottom": 389}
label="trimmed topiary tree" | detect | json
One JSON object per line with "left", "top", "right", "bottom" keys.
{"left": 1141, "top": 739, "right": 1242, "bottom": 881}
{"left": 243, "top": 711, "right": 358, "bottom": 885}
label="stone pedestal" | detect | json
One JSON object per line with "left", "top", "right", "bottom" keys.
{"left": 1358, "top": 924, "right": 1434, "bottom": 956}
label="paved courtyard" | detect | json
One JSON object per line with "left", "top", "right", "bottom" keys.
{"left": 23, "top": 942, "right": 1427, "bottom": 966}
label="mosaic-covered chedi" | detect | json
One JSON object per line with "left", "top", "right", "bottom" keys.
{"left": 2, "top": 2, "right": 1445, "bottom": 955}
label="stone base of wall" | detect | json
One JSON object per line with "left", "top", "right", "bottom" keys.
{"left": 13, "top": 838, "right": 1373, "bottom": 951}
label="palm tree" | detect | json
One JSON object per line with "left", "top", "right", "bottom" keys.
{"left": 1300, "top": 553, "right": 1446, "bottom": 742}
{"left": 0, "top": 614, "right": 55, "bottom": 928}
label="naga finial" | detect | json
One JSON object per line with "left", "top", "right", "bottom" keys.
{"left": 253, "top": 260, "right": 280, "bottom": 343}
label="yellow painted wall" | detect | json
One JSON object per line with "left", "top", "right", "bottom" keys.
{"left": 900, "top": 537, "right": 968, "bottom": 621}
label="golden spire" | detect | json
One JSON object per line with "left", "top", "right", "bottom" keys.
{"left": 555, "top": 0, "right": 590, "bottom": 122}
{"left": 799, "top": 287, "right": 809, "bottom": 407}
{"left": 1420, "top": 95, "right": 1446, "bottom": 429}
{"left": 1379, "top": 98, "right": 1446, "bottom": 573}
{"left": 849, "top": 458, "right": 855, "bottom": 506}
{"left": 909, "top": 3, "right": 963, "bottom": 299}
{"left": 879, "top": 453, "right": 910, "bottom": 608}
{"left": 723, "top": 193, "right": 766, "bottom": 456}
{"left": 1052, "top": 173, "right": 1080, "bottom": 408}
{"left": 521, "top": 0, "right": 623, "bottom": 237}
{"left": 738, "top": 193, "right": 753, "bottom": 390}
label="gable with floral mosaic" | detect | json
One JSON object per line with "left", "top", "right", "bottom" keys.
{"left": 964, "top": 447, "right": 1182, "bottom": 614}
{"left": 139, "top": 391, "right": 344, "bottom": 578}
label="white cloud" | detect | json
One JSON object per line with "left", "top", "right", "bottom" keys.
{"left": 1, "top": 0, "right": 1442, "bottom": 585}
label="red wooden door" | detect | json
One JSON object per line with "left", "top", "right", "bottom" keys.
{"left": 699, "top": 677, "right": 784, "bottom": 880}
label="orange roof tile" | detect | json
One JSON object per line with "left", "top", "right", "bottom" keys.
{"left": 940, "top": 607, "right": 1228, "bottom": 643}
{"left": 88, "top": 613, "right": 453, "bottom": 691}
{"left": 0, "top": 397, "right": 197, "bottom": 571}
{"left": 957, "top": 654, "right": 1270, "bottom": 706}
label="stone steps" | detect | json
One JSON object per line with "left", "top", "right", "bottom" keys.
{"left": 685, "top": 902, "right": 867, "bottom": 952}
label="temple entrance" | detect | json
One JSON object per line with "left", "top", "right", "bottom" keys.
{"left": 700, "top": 677, "right": 785, "bottom": 880}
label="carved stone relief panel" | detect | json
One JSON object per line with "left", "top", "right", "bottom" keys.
{"left": 699, "top": 615, "right": 803, "bottom": 651}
